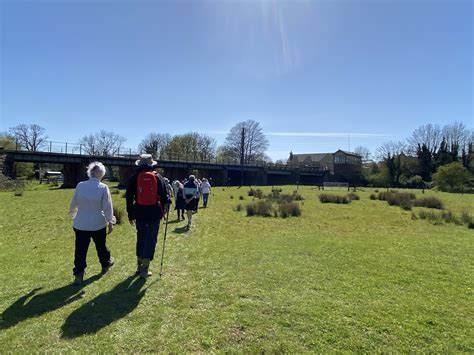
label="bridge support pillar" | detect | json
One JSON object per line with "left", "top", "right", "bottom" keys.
{"left": 62, "top": 163, "right": 86, "bottom": 188}
{"left": 0, "top": 151, "right": 15, "bottom": 178}
{"left": 118, "top": 166, "right": 134, "bottom": 188}
{"left": 259, "top": 170, "right": 268, "bottom": 185}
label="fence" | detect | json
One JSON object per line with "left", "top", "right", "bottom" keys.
{"left": 8, "top": 139, "right": 326, "bottom": 172}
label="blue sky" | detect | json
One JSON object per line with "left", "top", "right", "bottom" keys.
{"left": 1, "top": 0, "right": 472, "bottom": 161}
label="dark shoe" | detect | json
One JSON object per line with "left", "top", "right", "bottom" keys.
{"left": 73, "top": 272, "right": 84, "bottom": 285}
{"left": 101, "top": 257, "right": 115, "bottom": 274}
{"left": 139, "top": 266, "right": 152, "bottom": 279}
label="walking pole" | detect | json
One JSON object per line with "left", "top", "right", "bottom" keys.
{"left": 159, "top": 205, "right": 170, "bottom": 278}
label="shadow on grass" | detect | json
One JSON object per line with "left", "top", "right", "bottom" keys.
{"left": 173, "top": 226, "right": 189, "bottom": 234}
{"left": 61, "top": 276, "right": 146, "bottom": 338}
{"left": 0, "top": 274, "right": 102, "bottom": 330}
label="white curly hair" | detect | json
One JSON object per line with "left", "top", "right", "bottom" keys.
{"left": 87, "top": 162, "right": 107, "bottom": 180}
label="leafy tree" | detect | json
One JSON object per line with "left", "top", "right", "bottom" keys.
{"left": 221, "top": 120, "right": 269, "bottom": 164}
{"left": 416, "top": 143, "right": 433, "bottom": 181}
{"left": 78, "top": 130, "right": 127, "bottom": 156}
{"left": 8, "top": 124, "right": 48, "bottom": 151}
{"left": 432, "top": 162, "right": 472, "bottom": 192}
{"left": 0, "top": 133, "right": 16, "bottom": 149}
{"left": 161, "top": 133, "right": 216, "bottom": 161}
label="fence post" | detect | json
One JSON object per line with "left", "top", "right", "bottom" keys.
{"left": 80, "top": 144, "right": 82, "bottom": 155}
{"left": 49, "top": 141, "right": 52, "bottom": 152}
{"left": 65, "top": 142, "right": 68, "bottom": 154}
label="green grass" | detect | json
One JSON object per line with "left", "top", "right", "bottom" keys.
{"left": 0, "top": 184, "right": 473, "bottom": 352}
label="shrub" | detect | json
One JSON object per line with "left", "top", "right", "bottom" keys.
{"left": 384, "top": 192, "right": 416, "bottom": 210}
{"left": 279, "top": 202, "right": 302, "bottom": 218}
{"left": 292, "top": 192, "right": 304, "bottom": 201}
{"left": 370, "top": 193, "right": 377, "bottom": 200}
{"left": 461, "top": 210, "right": 473, "bottom": 225}
{"left": 440, "top": 210, "right": 461, "bottom": 225}
{"left": 113, "top": 206, "right": 124, "bottom": 225}
{"left": 255, "top": 200, "right": 274, "bottom": 217}
{"left": 418, "top": 210, "right": 441, "bottom": 222}
{"left": 413, "top": 197, "right": 444, "bottom": 210}
{"left": 248, "top": 188, "right": 263, "bottom": 199}
{"left": 468, "top": 222, "right": 474, "bottom": 229}
{"left": 433, "top": 162, "right": 471, "bottom": 192}
{"left": 246, "top": 200, "right": 274, "bottom": 217}
{"left": 347, "top": 192, "right": 360, "bottom": 201}
{"left": 246, "top": 203, "right": 256, "bottom": 216}
{"left": 319, "top": 194, "right": 351, "bottom": 204}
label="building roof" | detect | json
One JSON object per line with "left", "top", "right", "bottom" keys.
{"left": 335, "top": 149, "right": 361, "bottom": 157}
{"left": 289, "top": 153, "right": 332, "bottom": 164}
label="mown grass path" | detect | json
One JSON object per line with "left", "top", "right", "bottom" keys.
{"left": 0, "top": 185, "right": 473, "bottom": 352}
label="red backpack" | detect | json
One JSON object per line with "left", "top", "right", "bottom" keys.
{"left": 136, "top": 171, "right": 159, "bottom": 205}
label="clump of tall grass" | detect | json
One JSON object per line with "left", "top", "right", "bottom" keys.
{"left": 246, "top": 200, "right": 274, "bottom": 217}
{"left": 113, "top": 206, "right": 124, "bottom": 225}
{"left": 369, "top": 193, "right": 377, "bottom": 200}
{"left": 413, "top": 197, "right": 444, "bottom": 210}
{"left": 279, "top": 202, "right": 302, "bottom": 218}
{"left": 239, "top": 195, "right": 244, "bottom": 200}
{"left": 110, "top": 189, "right": 120, "bottom": 195}
{"left": 460, "top": 210, "right": 472, "bottom": 224}
{"left": 234, "top": 204, "right": 243, "bottom": 212}
{"left": 319, "top": 194, "right": 351, "bottom": 204}
{"left": 347, "top": 192, "right": 360, "bottom": 201}
{"left": 248, "top": 188, "right": 263, "bottom": 199}
{"left": 13, "top": 189, "right": 24, "bottom": 197}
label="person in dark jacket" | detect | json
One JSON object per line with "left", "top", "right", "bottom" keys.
{"left": 174, "top": 180, "right": 186, "bottom": 220}
{"left": 183, "top": 175, "right": 199, "bottom": 228}
{"left": 126, "top": 154, "right": 170, "bottom": 278}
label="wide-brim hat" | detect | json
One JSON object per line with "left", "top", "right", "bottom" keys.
{"left": 135, "top": 153, "right": 158, "bottom": 167}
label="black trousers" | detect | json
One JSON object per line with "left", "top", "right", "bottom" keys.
{"left": 73, "top": 227, "right": 111, "bottom": 276}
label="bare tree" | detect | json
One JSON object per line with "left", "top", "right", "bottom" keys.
{"left": 377, "top": 141, "right": 407, "bottom": 186}
{"left": 9, "top": 124, "right": 48, "bottom": 151}
{"left": 407, "top": 123, "right": 442, "bottom": 154}
{"left": 78, "top": 130, "right": 127, "bottom": 156}
{"left": 353, "top": 146, "right": 371, "bottom": 162}
{"left": 222, "top": 120, "right": 269, "bottom": 164}
{"left": 138, "top": 133, "right": 171, "bottom": 158}
{"left": 442, "top": 121, "right": 471, "bottom": 152}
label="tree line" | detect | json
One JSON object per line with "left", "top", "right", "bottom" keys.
{"left": 363, "top": 121, "right": 473, "bottom": 191}
{"left": 2, "top": 120, "right": 270, "bottom": 164}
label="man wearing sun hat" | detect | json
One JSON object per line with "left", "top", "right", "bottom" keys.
{"left": 126, "top": 154, "right": 171, "bottom": 278}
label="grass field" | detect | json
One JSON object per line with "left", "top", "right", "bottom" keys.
{"left": 0, "top": 184, "right": 473, "bottom": 352}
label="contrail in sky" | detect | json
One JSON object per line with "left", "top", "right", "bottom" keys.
{"left": 265, "top": 132, "right": 393, "bottom": 138}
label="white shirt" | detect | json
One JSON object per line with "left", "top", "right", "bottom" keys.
{"left": 200, "top": 181, "right": 211, "bottom": 194}
{"left": 69, "top": 178, "right": 116, "bottom": 231}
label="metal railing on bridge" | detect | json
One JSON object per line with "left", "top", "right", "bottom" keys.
{"left": 7, "top": 140, "right": 329, "bottom": 173}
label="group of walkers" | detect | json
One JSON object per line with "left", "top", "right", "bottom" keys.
{"left": 69, "top": 154, "right": 212, "bottom": 285}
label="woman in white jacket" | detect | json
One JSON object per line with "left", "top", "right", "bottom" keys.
{"left": 200, "top": 178, "right": 211, "bottom": 208}
{"left": 69, "top": 162, "right": 116, "bottom": 285}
